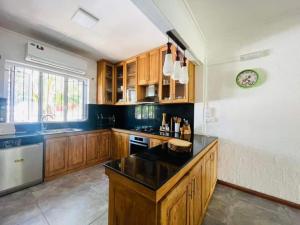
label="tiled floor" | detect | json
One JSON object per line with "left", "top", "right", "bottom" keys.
{"left": 0, "top": 165, "right": 299, "bottom": 225}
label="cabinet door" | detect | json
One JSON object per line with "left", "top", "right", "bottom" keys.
{"left": 137, "top": 53, "right": 149, "bottom": 85}
{"left": 149, "top": 138, "right": 164, "bottom": 148}
{"left": 210, "top": 146, "right": 218, "bottom": 192}
{"left": 68, "top": 135, "right": 86, "bottom": 170}
{"left": 160, "top": 175, "right": 191, "bottom": 225}
{"left": 97, "top": 60, "right": 115, "bottom": 104}
{"left": 112, "top": 132, "right": 129, "bottom": 159}
{"left": 115, "top": 63, "right": 125, "bottom": 104}
{"left": 99, "top": 131, "right": 111, "bottom": 161}
{"left": 45, "top": 137, "right": 68, "bottom": 178}
{"left": 202, "top": 152, "right": 212, "bottom": 211}
{"left": 86, "top": 133, "right": 100, "bottom": 166}
{"left": 125, "top": 58, "right": 137, "bottom": 103}
{"left": 190, "top": 160, "right": 203, "bottom": 225}
{"left": 149, "top": 49, "right": 159, "bottom": 84}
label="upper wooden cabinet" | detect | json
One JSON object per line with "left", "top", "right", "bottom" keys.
{"left": 149, "top": 48, "right": 160, "bottom": 84}
{"left": 125, "top": 58, "right": 138, "bottom": 103}
{"left": 159, "top": 46, "right": 195, "bottom": 104}
{"left": 115, "top": 62, "right": 126, "bottom": 104}
{"left": 97, "top": 60, "right": 115, "bottom": 104}
{"left": 137, "top": 53, "right": 150, "bottom": 85}
{"left": 96, "top": 44, "right": 195, "bottom": 105}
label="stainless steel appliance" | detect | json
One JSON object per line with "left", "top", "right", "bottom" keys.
{"left": 129, "top": 135, "right": 149, "bottom": 155}
{"left": 0, "top": 136, "right": 43, "bottom": 196}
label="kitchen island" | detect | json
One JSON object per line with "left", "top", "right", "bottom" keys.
{"left": 104, "top": 134, "right": 218, "bottom": 225}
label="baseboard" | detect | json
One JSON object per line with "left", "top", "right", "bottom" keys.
{"left": 217, "top": 180, "right": 300, "bottom": 209}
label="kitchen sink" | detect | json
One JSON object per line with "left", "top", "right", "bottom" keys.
{"left": 38, "top": 128, "right": 82, "bottom": 135}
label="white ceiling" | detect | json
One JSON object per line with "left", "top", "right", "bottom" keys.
{"left": 0, "top": 0, "right": 166, "bottom": 61}
{"left": 186, "top": 0, "right": 300, "bottom": 39}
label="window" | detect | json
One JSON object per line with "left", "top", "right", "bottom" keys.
{"left": 6, "top": 62, "right": 88, "bottom": 123}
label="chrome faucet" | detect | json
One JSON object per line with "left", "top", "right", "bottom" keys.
{"left": 40, "top": 114, "right": 54, "bottom": 131}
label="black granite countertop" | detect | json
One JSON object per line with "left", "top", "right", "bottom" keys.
{"left": 104, "top": 134, "right": 217, "bottom": 191}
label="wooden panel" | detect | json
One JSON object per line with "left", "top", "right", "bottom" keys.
{"left": 86, "top": 133, "right": 100, "bottom": 166}
{"left": 45, "top": 137, "right": 68, "bottom": 178}
{"left": 137, "top": 53, "right": 150, "bottom": 85}
{"left": 99, "top": 131, "right": 111, "bottom": 161}
{"left": 97, "top": 60, "right": 115, "bottom": 104}
{"left": 112, "top": 132, "right": 129, "bottom": 159}
{"left": 68, "top": 134, "right": 86, "bottom": 170}
{"left": 159, "top": 175, "right": 191, "bottom": 225}
{"left": 188, "top": 62, "right": 195, "bottom": 103}
{"left": 149, "top": 138, "right": 164, "bottom": 148}
{"left": 190, "top": 158, "right": 203, "bottom": 225}
{"left": 210, "top": 145, "right": 218, "bottom": 191}
{"left": 149, "top": 48, "right": 160, "bottom": 84}
{"left": 202, "top": 152, "right": 212, "bottom": 210}
{"left": 109, "top": 180, "right": 156, "bottom": 225}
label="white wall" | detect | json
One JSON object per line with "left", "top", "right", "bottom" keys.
{"left": 0, "top": 27, "right": 97, "bottom": 103}
{"left": 195, "top": 16, "right": 300, "bottom": 203}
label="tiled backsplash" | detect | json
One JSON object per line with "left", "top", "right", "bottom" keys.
{"left": 114, "top": 104, "right": 194, "bottom": 130}
{"left": 3, "top": 103, "right": 194, "bottom": 133}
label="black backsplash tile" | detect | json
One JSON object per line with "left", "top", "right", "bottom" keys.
{"left": 115, "top": 103, "right": 194, "bottom": 131}
{"left": 12, "top": 103, "right": 194, "bottom": 133}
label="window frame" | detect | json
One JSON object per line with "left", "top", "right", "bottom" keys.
{"left": 6, "top": 61, "right": 89, "bottom": 123}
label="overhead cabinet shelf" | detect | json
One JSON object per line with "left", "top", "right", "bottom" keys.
{"left": 97, "top": 44, "right": 195, "bottom": 105}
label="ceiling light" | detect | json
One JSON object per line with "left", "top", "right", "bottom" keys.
{"left": 71, "top": 8, "right": 99, "bottom": 29}
{"left": 172, "top": 47, "right": 181, "bottom": 81}
{"left": 163, "top": 42, "right": 173, "bottom": 76}
{"left": 179, "top": 54, "right": 188, "bottom": 84}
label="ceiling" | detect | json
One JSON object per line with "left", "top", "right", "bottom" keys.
{"left": 186, "top": 0, "right": 300, "bottom": 40}
{"left": 0, "top": 0, "right": 166, "bottom": 61}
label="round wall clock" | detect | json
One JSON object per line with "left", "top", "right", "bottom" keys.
{"left": 236, "top": 69, "right": 259, "bottom": 88}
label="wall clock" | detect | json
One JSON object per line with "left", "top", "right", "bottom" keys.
{"left": 236, "top": 69, "right": 259, "bottom": 88}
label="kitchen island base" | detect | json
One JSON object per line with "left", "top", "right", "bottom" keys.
{"left": 105, "top": 139, "right": 218, "bottom": 225}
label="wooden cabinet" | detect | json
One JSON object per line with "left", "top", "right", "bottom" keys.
{"left": 86, "top": 131, "right": 112, "bottom": 166}
{"left": 68, "top": 135, "right": 86, "bottom": 170}
{"left": 115, "top": 62, "right": 125, "bottom": 104}
{"left": 149, "top": 138, "right": 164, "bottom": 148}
{"left": 159, "top": 175, "right": 191, "bottom": 225}
{"left": 45, "top": 130, "right": 112, "bottom": 180}
{"left": 190, "top": 159, "right": 203, "bottom": 225}
{"left": 112, "top": 132, "right": 129, "bottom": 159}
{"left": 149, "top": 48, "right": 160, "bottom": 84}
{"left": 159, "top": 46, "right": 195, "bottom": 104}
{"left": 137, "top": 53, "right": 150, "bottom": 85}
{"left": 125, "top": 58, "right": 137, "bottom": 103}
{"left": 106, "top": 140, "right": 218, "bottom": 225}
{"left": 86, "top": 133, "right": 101, "bottom": 166}
{"left": 45, "top": 137, "right": 68, "bottom": 178}
{"left": 99, "top": 131, "right": 111, "bottom": 161}
{"left": 97, "top": 60, "right": 115, "bottom": 104}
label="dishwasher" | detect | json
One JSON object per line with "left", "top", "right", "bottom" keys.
{"left": 0, "top": 135, "right": 44, "bottom": 196}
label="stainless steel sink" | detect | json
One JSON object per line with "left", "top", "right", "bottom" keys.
{"left": 38, "top": 128, "right": 82, "bottom": 135}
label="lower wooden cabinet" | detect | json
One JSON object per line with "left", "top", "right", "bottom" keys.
{"left": 68, "top": 134, "right": 86, "bottom": 170}
{"left": 99, "top": 131, "right": 111, "bottom": 161}
{"left": 149, "top": 138, "right": 164, "bottom": 148}
{"left": 160, "top": 175, "right": 191, "bottom": 225}
{"left": 45, "top": 130, "right": 112, "bottom": 180}
{"left": 45, "top": 137, "right": 68, "bottom": 178}
{"left": 112, "top": 132, "right": 129, "bottom": 159}
{"left": 159, "top": 143, "right": 218, "bottom": 225}
{"left": 106, "top": 140, "right": 218, "bottom": 225}
{"left": 86, "top": 131, "right": 112, "bottom": 166}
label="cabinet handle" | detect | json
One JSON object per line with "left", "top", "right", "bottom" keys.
{"left": 14, "top": 158, "right": 24, "bottom": 163}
